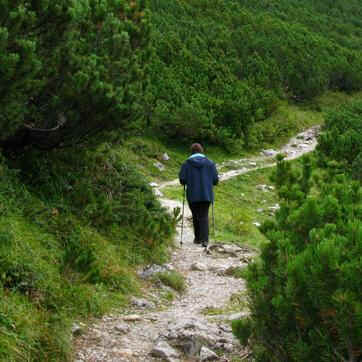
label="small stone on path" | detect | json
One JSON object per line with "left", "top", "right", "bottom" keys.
{"left": 191, "top": 262, "right": 208, "bottom": 271}
{"left": 114, "top": 323, "right": 130, "bottom": 334}
{"left": 131, "top": 297, "right": 155, "bottom": 309}
{"left": 123, "top": 314, "right": 142, "bottom": 322}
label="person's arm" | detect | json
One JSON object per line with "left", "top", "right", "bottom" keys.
{"left": 179, "top": 162, "right": 187, "bottom": 185}
{"left": 212, "top": 163, "right": 219, "bottom": 185}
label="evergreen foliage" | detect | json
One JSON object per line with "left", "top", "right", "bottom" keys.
{"left": 2, "top": 0, "right": 362, "bottom": 150}
{"left": 0, "top": 143, "right": 174, "bottom": 360}
{"left": 1, "top": 0, "right": 362, "bottom": 360}
{"left": 233, "top": 103, "right": 362, "bottom": 361}
{"left": 317, "top": 101, "right": 362, "bottom": 180}
{"left": 0, "top": 0, "right": 150, "bottom": 147}
{"left": 147, "top": 0, "right": 362, "bottom": 147}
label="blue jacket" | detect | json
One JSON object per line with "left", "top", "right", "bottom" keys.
{"left": 179, "top": 153, "right": 218, "bottom": 203}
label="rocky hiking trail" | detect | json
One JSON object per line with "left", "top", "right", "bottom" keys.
{"left": 73, "top": 126, "right": 320, "bottom": 362}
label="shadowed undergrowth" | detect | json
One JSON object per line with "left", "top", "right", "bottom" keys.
{"left": 0, "top": 143, "right": 175, "bottom": 361}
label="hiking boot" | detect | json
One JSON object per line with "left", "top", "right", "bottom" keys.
{"left": 201, "top": 241, "right": 208, "bottom": 248}
{"left": 193, "top": 239, "right": 201, "bottom": 244}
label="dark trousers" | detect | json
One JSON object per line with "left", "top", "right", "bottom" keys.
{"left": 189, "top": 202, "right": 210, "bottom": 243}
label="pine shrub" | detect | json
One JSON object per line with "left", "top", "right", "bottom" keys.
{"left": 0, "top": 0, "right": 150, "bottom": 146}
{"left": 147, "top": 0, "right": 362, "bottom": 147}
{"left": 233, "top": 102, "right": 362, "bottom": 361}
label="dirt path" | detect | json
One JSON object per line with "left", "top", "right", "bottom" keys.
{"left": 73, "top": 126, "right": 320, "bottom": 362}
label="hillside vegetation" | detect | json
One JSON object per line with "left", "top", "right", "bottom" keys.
{"left": 233, "top": 101, "right": 362, "bottom": 361}
{"left": 148, "top": 0, "right": 362, "bottom": 147}
{"left": 0, "top": 0, "right": 361, "bottom": 360}
{"left": 0, "top": 144, "right": 174, "bottom": 360}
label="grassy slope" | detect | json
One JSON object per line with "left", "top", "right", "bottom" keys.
{"left": 0, "top": 143, "right": 174, "bottom": 361}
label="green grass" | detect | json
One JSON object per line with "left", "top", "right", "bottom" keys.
{"left": 227, "top": 266, "right": 248, "bottom": 279}
{"left": 313, "top": 90, "right": 362, "bottom": 111}
{"left": 215, "top": 168, "right": 279, "bottom": 249}
{"left": 202, "top": 292, "right": 249, "bottom": 317}
{"left": 155, "top": 271, "right": 186, "bottom": 293}
{"left": 248, "top": 100, "right": 324, "bottom": 150}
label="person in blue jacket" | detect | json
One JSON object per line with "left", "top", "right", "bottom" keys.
{"left": 179, "top": 143, "right": 219, "bottom": 247}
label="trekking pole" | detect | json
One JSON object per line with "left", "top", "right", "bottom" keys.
{"left": 212, "top": 201, "right": 215, "bottom": 238}
{"left": 180, "top": 185, "right": 186, "bottom": 246}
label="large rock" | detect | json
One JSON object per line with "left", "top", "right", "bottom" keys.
{"left": 164, "top": 318, "right": 235, "bottom": 357}
{"left": 138, "top": 264, "right": 173, "bottom": 279}
{"left": 209, "top": 243, "right": 242, "bottom": 257}
{"left": 151, "top": 340, "right": 180, "bottom": 362}
{"left": 222, "top": 244, "right": 243, "bottom": 256}
{"left": 200, "top": 346, "right": 218, "bottom": 361}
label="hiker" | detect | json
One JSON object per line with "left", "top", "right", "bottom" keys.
{"left": 179, "top": 143, "right": 219, "bottom": 247}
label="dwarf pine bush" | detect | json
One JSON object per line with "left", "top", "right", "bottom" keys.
{"left": 0, "top": 0, "right": 150, "bottom": 147}
{"left": 233, "top": 102, "right": 362, "bottom": 361}
{"left": 147, "top": 0, "right": 362, "bottom": 147}
{"left": 317, "top": 100, "right": 362, "bottom": 179}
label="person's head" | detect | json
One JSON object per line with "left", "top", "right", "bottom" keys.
{"left": 191, "top": 143, "right": 204, "bottom": 154}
